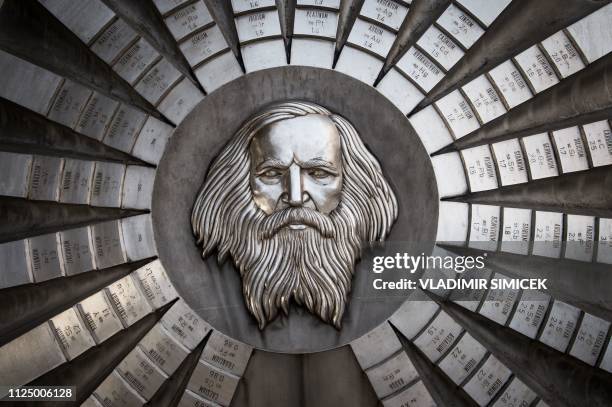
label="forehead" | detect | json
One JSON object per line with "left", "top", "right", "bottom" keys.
{"left": 250, "top": 115, "right": 341, "bottom": 163}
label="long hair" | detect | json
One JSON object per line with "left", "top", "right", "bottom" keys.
{"left": 191, "top": 101, "right": 398, "bottom": 328}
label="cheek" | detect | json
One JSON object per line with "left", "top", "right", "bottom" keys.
{"left": 304, "top": 177, "right": 343, "bottom": 213}
{"left": 251, "top": 178, "right": 283, "bottom": 214}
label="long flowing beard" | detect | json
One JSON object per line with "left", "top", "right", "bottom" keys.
{"left": 235, "top": 207, "right": 362, "bottom": 329}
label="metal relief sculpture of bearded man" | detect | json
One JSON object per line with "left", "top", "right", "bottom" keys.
{"left": 191, "top": 101, "right": 398, "bottom": 329}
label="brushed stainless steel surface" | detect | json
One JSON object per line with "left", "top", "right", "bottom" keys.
{"left": 436, "top": 201, "right": 469, "bottom": 243}
{"left": 49, "top": 306, "right": 96, "bottom": 360}
{"left": 186, "top": 360, "right": 240, "bottom": 406}
{"left": 438, "top": 333, "right": 487, "bottom": 384}
{"left": 351, "top": 322, "right": 402, "bottom": 370}
{"left": 59, "top": 226, "right": 95, "bottom": 276}
{"left": 122, "top": 166, "right": 155, "bottom": 210}
{"left": 508, "top": 290, "right": 550, "bottom": 338}
{"left": 435, "top": 90, "right": 479, "bottom": 139}
{"left": 390, "top": 296, "right": 439, "bottom": 340}
{"left": 568, "top": 313, "right": 610, "bottom": 365}
{"left": 153, "top": 0, "right": 192, "bottom": 16}
{"left": 583, "top": 120, "right": 612, "bottom": 167}
{"left": 235, "top": 10, "right": 282, "bottom": 42}
{"left": 27, "top": 232, "right": 64, "bottom": 282}
{"left": 90, "top": 220, "right": 127, "bottom": 269}
{"left": 376, "top": 68, "right": 423, "bottom": 114}
{"left": 566, "top": 4, "right": 612, "bottom": 63}
{"left": 460, "top": 145, "right": 498, "bottom": 192}
{"left": 39, "top": 0, "right": 115, "bottom": 44}
{"left": 290, "top": 38, "right": 335, "bottom": 68}
{"left": 381, "top": 380, "right": 435, "bottom": 407}
{"left": 116, "top": 346, "right": 168, "bottom": 400}
{"left": 551, "top": 126, "right": 589, "bottom": 173}
{"left": 231, "top": 0, "right": 276, "bottom": 14}
{"left": 76, "top": 92, "right": 120, "bottom": 141}
{"left": 138, "top": 323, "right": 189, "bottom": 376}
{"left": 488, "top": 60, "right": 533, "bottom": 109}
{"left": 134, "top": 58, "right": 183, "bottom": 105}
{"left": 106, "top": 273, "right": 153, "bottom": 326}
{"left": 133, "top": 259, "right": 178, "bottom": 308}
{"left": 90, "top": 18, "right": 138, "bottom": 64}
{"left": 491, "top": 138, "right": 528, "bottom": 186}
{"left": 0, "top": 322, "right": 66, "bottom": 388}
{"left": 293, "top": 8, "right": 338, "bottom": 39}
{"left": 513, "top": 45, "right": 559, "bottom": 94}
{"left": 359, "top": 0, "right": 409, "bottom": 31}
{"left": 179, "top": 25, "right": 230, "bottom": 66}
{"left": 455, "top": 0, "right": 512, "bottom": 27}
{"left": 177, "top": 389, "right": 222, "bottom": 407}
{"left": 540, "top": 30, "right": 585, "bottom": 79}
{"left": 157, "top": 77, "right": 205, "bottom": 124}
{"left": 416, "top": 25, "right": 464, "bottom": 71}
{"left": 165, "top": 1, "right": 214, "bottom": 41}
{"left": 28, "top": 155, "right": 64, "bottom": 201}
{"left": 0, "top": 152, "right": 33, "bottom": 198}
{"left": 500, "top": 207, "right": 531, "bottom": 255}
{"left": 598, "top": 218, "right": 612, "bottom": 264}
{"left": 194, "top": 51, "right": 243, "bottom": 92}
{"left": 408, "top": 106, "right": 453, "bottom": 153}
{"left": 539, "top": 300, "right": 580, "bottom": 352}
{"left": 521, "top": 133, "right": 558, "bottom": 180}
{"left": 93, "top": 370, "right": 146, "bottom": 407}
{"left": 462, "top": 354, "right": 511, "bottom": 406}
{"left": 430, "top": 152, "right": 468, "bottom": 198}
{"left": 297, "top": 0, "right": 340, "bottom": 8}
{"left": 0, "top": 239, "right": 32, "bottom": 288}
{"left": 120, "top": 214, "right": 157, "bottom": 262}
{"left": 102, "top": 104, "right": 147, "bottom": 153}
{"left": 413, "top": 311, "right": 463, "bottom": 362}
{"left": 437, "top": 3, "right": 485, "bottom": 48}
{"left": 347, "top": 19, "right": 396, "bottom": 57}
{"left": 491, "top": 377, "right": 537, "bottom": 407}
{"left": 396, "top": 46, "right": 444, "bottom": 93}
{"left": 132, "top": 116, "right": 173, "bottom": 165}
{"left": 365, "top": 351, "right": 418, "bottom": 398}
{"left": 59, "top": 159, "right": 95, "bottom": 205}
{"left": 532, "top": 211, "right": 563, "bottom": 258}
{"left": 201, "top": 331, "right": 253, "bottom": 376}
{"left": 78, "top": 290, "right": 124, "bottom": 343}
{"left": 160, "top": 299, "right": 212, "bottom": 350}
{"left": 479, "top": 273, "right": 519, "bottom": 324}
{"left": 335, "top": 46, "right": 383, "bottom": 84}
{"left": 462, "top": 75, "right": 506, "bottom": 124}
{"left": 112, "top": 38, "right": 161, "bottom": 85}
{"left": 90, "top": 161, "right": 125, "bottom": 208}
{"left": 0, "top": 49, "right": 62, "bottom": 115}
{"left": 241, "top": 39, "right": 286, "bottom": 72}
{"left": 564, "top": 214, "right": 595, "bottom": 262}
{"left": 47, "top": 79, "right": 93, "bottom": 128}
{"left": 469, "top": 204, "right": 500, "bottom": 251}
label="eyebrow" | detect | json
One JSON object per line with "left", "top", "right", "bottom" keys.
{"left": 297, "top": 158, "right": 339, "bottom": 173}
{"left": 255, "top": 158, "right": 289, "bottom": 172}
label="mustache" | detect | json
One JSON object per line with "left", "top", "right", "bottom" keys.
{"left": 260, "top": 207, "right": 336, "bottom": 239}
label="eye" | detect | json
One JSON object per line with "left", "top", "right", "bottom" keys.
{"left": 260, "top": 169, "right": 282, "bottom": 178}
{"left": 308, "top": 169, "right": 333, "bottom": 179}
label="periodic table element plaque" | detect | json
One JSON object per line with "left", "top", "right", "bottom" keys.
{"left": 138, "top": 323, "right": 190, "bottom": 376}
{"left": 78, "top": 290, "right": 124, "bottom": 343}
{"left": 350, "top": 322, "right": 402, "bottom": 369}
{"left": 462, "top": 354, "right": 511, "bottom": 406}
{"left": 365, "top": 351, "right": 418, "bottom": 399}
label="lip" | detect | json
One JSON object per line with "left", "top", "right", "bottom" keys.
{"left": 288, "top": 224, "right": 307, "bottom": 230}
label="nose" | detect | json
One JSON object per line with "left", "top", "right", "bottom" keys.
{"left": 286, "top": 164, "right": 303, "bottom": 206}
